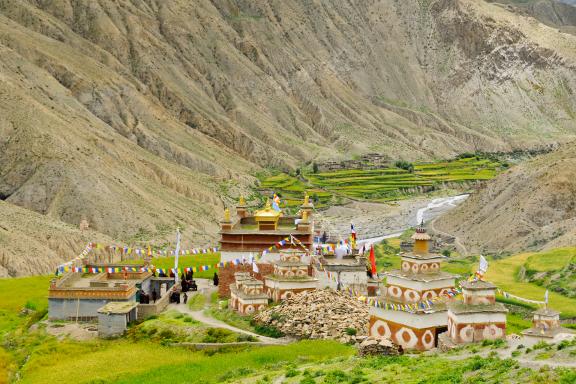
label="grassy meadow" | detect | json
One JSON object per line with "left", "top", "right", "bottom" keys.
{"left": 259, "top": 155, "right": 504, "bottom": 208}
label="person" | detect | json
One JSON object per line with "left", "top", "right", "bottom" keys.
{"left": 321, "top": 231, "right": 328, "bottom": 244}
{"left": 181, "top": 279, "right": 188, "bottom": 292}
{"left": 213, "top": 272, "right": 219, "bottom": 286}
{"left": 183, "top": 292, "right": 188, "bottom": 304}
{"left": 152, "top": 289, "right": 158, "bottom": 303}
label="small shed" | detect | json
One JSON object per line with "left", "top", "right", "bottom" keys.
{"left": 97, "top": 302, "right": 138, "bottom": 338}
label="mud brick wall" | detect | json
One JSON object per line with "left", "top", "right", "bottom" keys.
{"left": 218, "top": 263, "right": 274, "bottom": 298}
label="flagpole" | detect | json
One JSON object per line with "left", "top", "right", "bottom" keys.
{"left": 174, "top": 228, "right": 181, "bottom": 285}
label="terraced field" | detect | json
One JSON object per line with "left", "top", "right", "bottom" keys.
{"left": 258, "top": 156, "right": 504, "bottom": 207}
{"left": 307, "top": 157, "right": 502, "bottom": 201}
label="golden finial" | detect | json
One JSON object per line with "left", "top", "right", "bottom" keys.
{"left": 265, "top": 199, "right": 271, "bottom": 210}
{"left": 302, "top": 210, "right": 309, "bottom": 222}
{"left": 239, "top": 195, "right": 246, "bottom": 206}
{"left": 224, "top": 208, "right": 230, "bottom": 222}
{"left": 304, "top": 193, "right": 309, "bottom": 205}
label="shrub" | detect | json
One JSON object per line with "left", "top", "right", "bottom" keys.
{"left": 286, "top": 368, "right": 299, "bottom": 377}
{"left": 345, "top": 328, "right": 357, "bottom": 336}
{"left": 394, "top": 160, "right": 414, "bottom": 173}
{"left": 254, "top": 324, "right": 284, "bottom": 338}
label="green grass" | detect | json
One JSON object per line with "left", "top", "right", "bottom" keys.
{"left": 524, "top": 248, "right": 575, "bottom": 272}
{"left": 507, "top": 313, "right": 533, "bottom": 335}
{"left": 19, "top": 340, "right": 353, "bottom": 384}
{"left": 120, "top": 253, "right": 220, "bottom": 279}
{"left": 0, "top": 276, "right": 51, "bottom": 336}
{"left": 188, "top": 293, "right": 206, "bottom": 311}
{"left": 485, "top": 250, "right": 576, "bottom": 317}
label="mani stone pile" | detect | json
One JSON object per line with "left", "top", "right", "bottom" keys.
{"left": 254, "top": 289, "right": 369, "bottom": 343}
{"left": 357, "top": 336, "right": 402, "bottom": 356}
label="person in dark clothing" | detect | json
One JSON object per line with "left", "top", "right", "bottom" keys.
{"left": 186, "top": 271, "right": 193, "bottom": 281}
{"left": 183, "top": 292, "right": 188, "bottom": 304}
{"left": 213, "top": 272, "right": 219, "bottom": 286}
{"left": 152, "top": 289, "right": 158, "bottom": 303}
{"left": 181, "top": 279, "right": 188, "bottom": 292}
{"left": 321, "top": 231, "right": 328, "bottom": 244}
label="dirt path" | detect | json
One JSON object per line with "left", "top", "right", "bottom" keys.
{"left": 167, "top": 282, "right": 288, "bottom": 345}
{"left": 429, "top": 217, "right": 469, "bottom": 256}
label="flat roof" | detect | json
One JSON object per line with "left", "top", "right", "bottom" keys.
{"left": 98, "top": 301, "right": 138, "bottom": 314}
{"left": 384, "top": 270, "right": 458, "bottom": 282}
{"left": 522, "top": 326, "right": 575, "bottom": 338}
{"left": 449, "top": 302, "right": 508, "bottom": 315}
{"left": 460, "top": 280, "right": 496, "bottom": 290}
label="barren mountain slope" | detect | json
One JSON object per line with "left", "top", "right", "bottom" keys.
{"left": 1, "top": 0, "right": 576, "bottom": 249}
{"left": 0, "top": 201, "right": 116, "bottom": 277}
{"left": 435, "top": 142, "right": 576, "bottom": 254}
{"left": 491, "top": 0, "right": 576, "bottom": 35}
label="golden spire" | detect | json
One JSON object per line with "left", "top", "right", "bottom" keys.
{"left": 224, "top": 208, "right": 230, "bottom": 222}
{"left": 304, "top": 193, "right": 309, "bottom": 205}
{"left": 265, "top": 199, "right": 271, "bottom": 210}
{"left": 302, "top": 210, "right": 309, "bottom": 222}
{"left": 239, "top": 195, "right": 246, "bottom": 206}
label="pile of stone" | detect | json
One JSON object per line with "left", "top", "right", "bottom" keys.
{"left": 357, "top": 336, "right": 402, "bottom": 356}
{"left": 253, "top": 289, "right": 369, "bottom": 344}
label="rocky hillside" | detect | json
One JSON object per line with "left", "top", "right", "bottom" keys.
{"left": 1, "top": 0, "right": 576, "bottom": 267}
{"left": 491, "top": 0, "right": 576, "bottom": 35}
{"left": 0, "top": 201, "right": 114, "bottom": 277}
{"left": 435, "top": 142, "right": 576, "bottom": 254}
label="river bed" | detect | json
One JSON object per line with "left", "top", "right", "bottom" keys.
{"left": 317, "top": 194, "right": 468, "bottom": 246}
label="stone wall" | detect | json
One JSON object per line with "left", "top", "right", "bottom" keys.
{"left": 218, "top": 264, "right": 274, "bottom": 298}
{"left": 138, "top": 286, "right": 173, "bottom": 320}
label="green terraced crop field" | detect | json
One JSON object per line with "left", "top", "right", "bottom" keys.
{"left": 258, "top": 156, "right": 504, "bottom": 205}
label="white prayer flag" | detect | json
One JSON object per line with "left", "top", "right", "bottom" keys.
{"left": 253, "top": 261, "right": 259, "bottom": 274}
{"left": 545, "top": 289, "right": 549, "bottom": 305}
{"left": 479, "top": 255, "right": 489, "bottom": 274}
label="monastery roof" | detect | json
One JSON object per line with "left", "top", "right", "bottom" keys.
{"left": 534, "top": 308, "right": 561, "bottom": 317}
{"left": 449, "top": 302, "right": 508, "bottom": 315}
{"left": 460, "top": 280, "right": 496, "bottom": 290}
{"left": 384, "top": 270, "right": 458, "bottom": 282}
{"left": 97, "top": 301, "right": 138, "bottom": 314}
{"left": 411, "top": 232, "right": 431, "bottom": 241}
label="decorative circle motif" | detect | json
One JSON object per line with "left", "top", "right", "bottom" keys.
{"left": 459, "top": 325, "right": 474, "bottom": 342}
{"left": 402, "top": 262, "right": 411, "bottom": 272}
{"left": 286, "top": 270, "right": 295, "bottom": 277}
{"left": 482, "top": 324, "right": 503, "bottom": 340}
{"left": 257, "top": 305, "right": 266, "bottom": 311}
{"left": 404, "top": 289, "right": 421, "bottom": 302}
{"left": 245, "top": 305, "right": 255, "bottom": 314}
{"left": 388, "top": 286, "right": 402, "bottom": 298}
{"left": 422, "top": 290, "right": 438, "bottom": 300}
{"left": 411, "top": 264, "right": 419, "bottom": 274}
{"left": 420, "top": 264, "right": 429, "bottom": 272}
{"left": 421, "top": 330, "right": 435, "bottom": 349}
{"left": 430, "top": 263, "right": 439, "bottom": 271}
{"left": 395, "top": 328, "right": 418, "bottom": 349}
{"left": 297, "top": 269, "right": 306, "bottom": 276}
{"left": 282, "top": 291, "right": 294, "bottom": 300}
{"left": 370, "top": 319, "right": 391, "bottom": 339}
{"left": 439, "top": 288, "right": 452, "bottom": 296}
